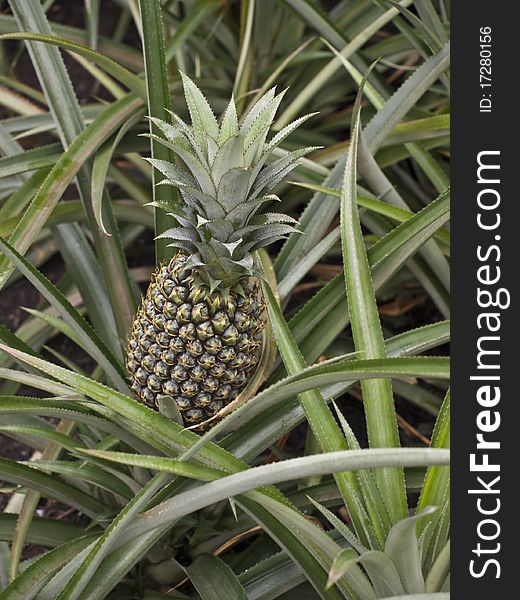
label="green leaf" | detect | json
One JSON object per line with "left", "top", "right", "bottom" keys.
{"left": 0, "top": 368, "right": 75, "bottom": 397}
{"left": 364, "top": 43, "right": 451, "bottom": 154}
{"left": 276, "top": 0, "right": 411, "bottom": 128}
{"left": 385, "top": 508, "right": 438, "bottom": 593}
{"left": 0, "top": 514, "right": 89, "bottom": 548}
{"left": 346, "top": 551, "right": 406, "bottom": 597}
{"left": 0, "top": 457, "right": 106, "bottom": 518}
{"left": 0, "top": 167, "right": 50, "bottom": 222}
{"left": 187, "top": 554, "right": 249, "bottom": 600}
{"left": 54, "top": 474, "right": 169, "bottom": 599}
{"left": 0, "top": 536, "right": 98, "bottom": 600}
{"left": 75, "top": 449, "right": 220, "bottom": 482}
{"left": 139, "top": 0, "right": 177, "bottom": 264}
{"left": 224, "top": 322, "right": 449, "bottom": 469}
{"left": 8, "top": 0, "right": 138, "bottom": 340}
{"left": 164, "top": 0, "right": 220, "bottom": 62}
{"left": 417, "top": 390, "right": 450, "bottom": 571}
{"left": 340, "top": 68, "right": 407, "bottom": 524}
{"left": 417, "top": 390, "right": 450, "bottom": 517}
{"left": 51, "top": 224, "right": 123, "bottom": 360}
{"left": 288, "top": 182, "right": 450, "bottom": 246}
{"left": 186, "top": 354, "right": 449, "bottom": 468}
{"left": 260, "top": 282, "right": 375, "bottom": 548}
{"left": 0, "top": 15, "right": 143, "bottom": 70}
{"left": 26, "top": 460, "right": 134, "bottom": 499}
{"left": 91, "top": 110, "right": 145, "bottom": 235}
{"left": 380, "top": 595, "right": 449, "bottom": 600}
{"left": 326, "top": 548, "right": 364, "bottom": 591}
{"left": 289, "top": 187, "right": 450, "bottom": 345}
{"left": 0, "top": 93, "right": 143, "bottom": 291}
{"left": 425, "top": 540, "right": 450, "bottom": 593}
{"left": 0, "top": 237, "right": 129, "bottom": 392}
{"left": 0, "top": 396, "right": 157, "bottom": 455}
{"left": 0, "top": 32, "right": 146, "bottom": 97}
{"left": 0, "top": 344, "right": 288, "bottom": 508}
{"left": 0, "top": 145, "right": 60, "bottom": 179}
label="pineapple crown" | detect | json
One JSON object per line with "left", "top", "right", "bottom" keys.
{"left": 146, "top": 72, "right": 318, "bottom": 292}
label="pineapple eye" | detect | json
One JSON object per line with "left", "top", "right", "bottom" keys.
{"left": 250, "top": 317, "right": 263, "bottom": 333}
{"left": 222, "top": 369, "right": 238, "bottom": 384}
{"left": 161, "top": 380, "right": 179, "bottom": 396}
{"left": 157, "top": 332, "right": 171, "bottom": 347}
{"left": 161, "top": 279, "right": 175, "bottom": 297}
{"left": 144, "top": 301, "right": 156, "bottom": 319}
{"left": 184, "top": 408, "right": 204, "bottom": 423}
{"left": 236, "top": 333, "right": 250, "bottom": 350}
{"left": 234, "top": 371, "right": 248, "bottom": 388}
{"left": 176, "top": 396, "right": 193, "bottom": 411}
{"left": 144, "top": 324, "right": 156, "bottom": 340}
{"left": 171, "top": 286, "right": 188, "bottom": 305}
{"left": 153, "top": 361, "right": 169, "bottom": 379}
{"left": 152, "top": 314, "right": 166, "bottom": 330}
{"left": 179, "top": 323, "right": 197, "bottom": 340}
{"left": 194, "top": 392, "right": 212, "bottom": 407}
{"left": 186, "top": 339, "right": 204, "bottom": 356}
{"left": 231, "top": 352, "right": 251, "bottom": 370}
{"left": 178, "top": 352, "right": 196, "bottom": 368}
{"left": 135, "top": 367, "right": 148, "bottom": 385}
{"left": 217, "top": 347, "right": 235, "bottom": 362}
{"left": 222, "top": 325, "right": 239, "bottom": 345}
{"left": 127, "top": 359, "right": 139, "bottom": 373}
{"left": 189, "top": 365, "right": 207, "bottom": 382}
{"left": 139, "top": 338, "right": 152, "bottom": 351}
{"left": 210, "top": 362, "right": 226, "bottom": 378}
{"left": 169, "top": 337, "right": 185, "bottom": 353}
{"left": 164, "top": 319, "right": 179, "bottom": 336}
{"left": 142, "top": 355, "right": 156, "bottom": 372}
{"left": 192, "top": 303, "right": 210, "bottom": 323}
{"left": 147, "top": 374, "right": 162, "bottom": 392}
{"left": 181, "top": 380, "right": 199, "bottom": 397}
{"left": 214, "top": 385, "right": 232, "bottom": 401}
{"left": 149, "top": 344, "right": 162, "bottom": 359}
{"left": 140, "top": 387, "right": 155, "bottom": 405}
{"left": 171, "top": 365, "right": 188, "bottom": 382}
{"left": 198, "top": 353, "right": 216, "bottom": 368}
{"left": 249, "top": 334, "right": 262, "bottom": 352}
{"left": 153, "top": 293, "right": 166, "bottom": 310}
{"left": 196, "top": 321, "right": 214, "bottom": 340}
{"left": 201, "top": 377, "right": 219, "bottom": 393}
{"left": 204, "top": 336, "right": 222, "bottom": 354}
{"left": 177, "top": 303, "right": 192, "bottom": 323}
{"left": 237, "top": 296, "right": 254, "bottom": 314}
{"left": 233, "top": 311, "right": 250, "bottom": 332}
{"left": 206, "top": 400, "right": 223, "bottom": 416}
{"left": 164, "top": 302, "right": 177, "bottom": 319}
{"left": 211, "top": 311, "right": 230, "bottom": 333}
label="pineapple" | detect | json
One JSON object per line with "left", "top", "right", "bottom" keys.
{"left": 126, "top": 73, "right": 315, "bottom": 427}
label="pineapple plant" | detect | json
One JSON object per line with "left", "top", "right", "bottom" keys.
{"left": 126, "top": 74, "right": 315, "bottom": 427}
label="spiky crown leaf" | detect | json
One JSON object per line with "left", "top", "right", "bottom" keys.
{"left": 147, "top": 72, "right": 317, "bottom": 291}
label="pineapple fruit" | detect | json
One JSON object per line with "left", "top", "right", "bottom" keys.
{"left": 126, "top": 73, "right": 315, "bottom": 427}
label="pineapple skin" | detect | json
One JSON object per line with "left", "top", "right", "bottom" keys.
{"left": 126, "top": 252, "right": 265, "bottom": 426}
